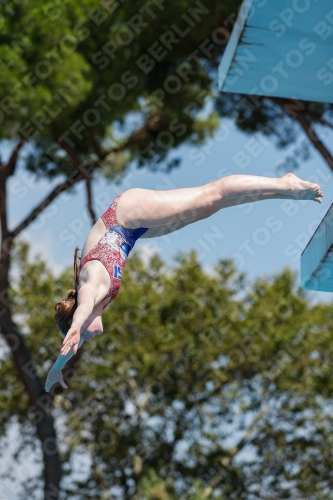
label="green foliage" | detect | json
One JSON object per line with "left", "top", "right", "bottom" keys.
{"left": 3, "top": 0, "right": 329, "bottom": 180}
{"left": 3, "top": 240, "right": 333, "bottom": 500}
{"left": 0, "top": 0, "right": 242, "bottom": 179}
{"left": 135, "top": 469, "right": 212, "bottom": 500}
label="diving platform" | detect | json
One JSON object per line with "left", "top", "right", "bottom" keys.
{"left": 218, "top": 0, "right": 333, "bottom": 103}
{"left": 301, "top": 203, "right": 333, "bottom": 291}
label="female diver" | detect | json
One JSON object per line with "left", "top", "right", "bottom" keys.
{"left": 45, "top": 173, "right": 323, "bottom": 392}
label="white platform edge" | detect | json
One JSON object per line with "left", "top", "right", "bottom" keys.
{"left": 218, "top": 0, "right": 255, "bottom": 92}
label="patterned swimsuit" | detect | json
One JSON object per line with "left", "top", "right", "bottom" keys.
{"left": 79, "top": 194, "right": 148, "bottom": 314}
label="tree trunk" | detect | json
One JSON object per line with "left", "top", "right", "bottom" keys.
{"left": 0, "top": 171, "right": 62, "bottom": 500}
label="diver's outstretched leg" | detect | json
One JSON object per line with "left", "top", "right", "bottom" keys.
{"left": 116, "top": 173, "right": 323, "bottom": 229}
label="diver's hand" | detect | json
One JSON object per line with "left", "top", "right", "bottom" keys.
{"left": 45, "top": 367, "right": 67, "bottom": 393}
{"left": 61, "top": 325, "right": 81, "bottom": 356}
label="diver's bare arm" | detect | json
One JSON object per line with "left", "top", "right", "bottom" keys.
{"left": 71, "top": 302, "right": 94, "bottom": 330}
{"left": 55, "top": 338, "right": 85, "bottom": 370}
{"left": 61, "top": 286, "right": 95, "bottom": 356}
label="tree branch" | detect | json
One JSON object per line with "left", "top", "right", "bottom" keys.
{"left": 86, "top": 126, "right": 103, "bottom": 158}
{"left": 0, "top": 171, "right": 10, "bottom": 261}
{"left": 10, "top": 171, "right": 82, "bottom": 239}
{"left": 291, "top": 102, "right": 333, "bottom": 171}
{"left": 85, "top": 178, "right": 96, "bottom": 225}
{"left": 111, "top": 114, "right": 161, "bottom": 155}
{"left": 57, "top": 116, "right": 162, "bottom": 228}
{"left": 57, "top": 138, "right": 92, "bottom": 181}
{"left": 271, "top": 98, "right": 333, "bottom": 172}
{"left": 4, "top": 140, "right": 24, "bottom": 177}
{"left": 12, "top": 115, "right": 163, "bottom": 240}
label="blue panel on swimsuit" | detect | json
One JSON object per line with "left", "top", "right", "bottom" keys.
{"left": 120, "top": 241, "right": 131, "bottom": 260}
{"left": 109, "top": 226, "right": 148, "bottom": 249}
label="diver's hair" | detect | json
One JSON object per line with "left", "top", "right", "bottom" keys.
{"left": 54, "top": 247, "right": 81, "bottom": 336}
{"left": 74, "top": 246, "right": 80, "bottom": 290}
{"left": 54, "top": 289, "right": 77, "bottom": 337}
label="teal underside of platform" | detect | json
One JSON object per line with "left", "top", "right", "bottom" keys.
{"left": 218, "top": 0, "right": 333, "bottom": 103}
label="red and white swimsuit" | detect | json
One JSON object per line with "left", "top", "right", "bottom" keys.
{"left": 79, "top": 194, "right": 148, "bottom": 312}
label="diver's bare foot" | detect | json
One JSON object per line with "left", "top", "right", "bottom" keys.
{"left": 282, "top": 173, "right": 323, "bottom": 203}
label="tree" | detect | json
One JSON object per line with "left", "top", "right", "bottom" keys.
{"left": 4, "top": 240, "right": 333, "bottom": 499}
{"left": 1, "top": 1, "right": 333, "bottom": 497}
